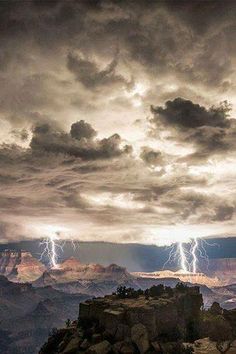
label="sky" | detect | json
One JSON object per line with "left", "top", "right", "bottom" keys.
{"left": 0, "top": 0, "right": 236, "bottom": 246}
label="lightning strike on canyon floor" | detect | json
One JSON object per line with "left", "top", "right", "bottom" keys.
{"left": 163, "top": 238, "right": 219, "bottom": 274}
{"left": 40, "top": 233, "right": 64, "bottom": 268}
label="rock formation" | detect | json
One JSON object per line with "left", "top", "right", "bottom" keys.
{"left": 133, "top": 269, "right": 221, "bottom": 287}
{"left": 207, "top": 258, "right": 236, "bottom": 285}
{"left": 34, "top": 258, "right": 133, "bottom": 286}
{"left": 79, "top": 286, "right": 203, "bottom": 343}
{"left": 0, "top": 249, "right": 46, "bottom": 282}
{"left": 39, "top": 284, "right": 203, "bottom": 354}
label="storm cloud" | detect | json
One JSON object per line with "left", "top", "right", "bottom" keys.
{"left": 150, "top": 98, "right": 236, "bottom": 162}
{"left": 30, "top": 120, "right": 132, "bottom": 160}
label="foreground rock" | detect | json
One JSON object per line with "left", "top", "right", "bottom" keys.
{"left": 79, "top": 286, "right": 202, "bottom": 343}
{"left": 39, "top": 284, "right": 236, "bottom": 354}
{"left": 193, "top": 338, "right": 236, "bottom": 354}
{"left": 40, "top": 284, "right": 203, "bottom": 354}
{"left": 131, "top": 323, "right": 149, "bottom": 353}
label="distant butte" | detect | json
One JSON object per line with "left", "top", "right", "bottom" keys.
{"left": 0, "top": 249, "right": 46, "bottom": 282}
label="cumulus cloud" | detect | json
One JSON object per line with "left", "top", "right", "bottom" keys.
{"left": 30, "top": 120, "right": 132, "bottom": 160}
{"left": 151, "top": 98, "right": 230, "bottom": 129}
{"left": 150, "top": 98, "right": 236, "bottom": 162}
{"left": 70, "top": 120, "right": 97, "bottom": 140}
{"left": 140, "top": 147, "right": 165, "bottom": 167}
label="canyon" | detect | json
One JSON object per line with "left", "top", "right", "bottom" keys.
{"left": 1, "top": 249, "right": 236, "bottom": 353}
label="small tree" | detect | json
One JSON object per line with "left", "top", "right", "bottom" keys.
{"left": 116, "top": 286, "right": 143, "bottom": 299}
{"left": 165, "top": 286, "right": 174, "bottom": 297}
{"left": 149, "top": 284, "right": 165, "bottom": 297}
{"left": 209, "top": 302, "right": 222, "bottom": 316}
{"left": 176, "top": 282, "right": 188, "bottom": 293}
{"left": 65, "top": 319, "right": 71, "bottom": 328}
{"left": 116, "top": 286, "right": 127, "bottom": 298}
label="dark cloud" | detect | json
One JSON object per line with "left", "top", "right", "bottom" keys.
{"left": 150, "top": 98, "right": 236, "bottom": 161}
{"left": 158, "top": 189, "right": 235, "bottom": 224}
{"left": 164, "top": 0, "right": 236, "bottom": 35}
{"left": 67, "top": 53, "right": 127, "bottom": 89}
{"left": 151, "top": 98, "right": 230, "bottom": 129}
{"left": 0, "top": 0, "right": 235, "bottom": 131}
{"left": 30, "top": 120, "right": 132, "bottom": 160}
{"left": 70, "top": 120, "right": 97, "bottom": 140}
{"left": 140, "top": 146, "right": 165, "bottom": 167}
{"left": 213, "top": 205, "right": 235, "bottom": 222}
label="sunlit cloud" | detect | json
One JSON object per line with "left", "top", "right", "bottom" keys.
{"left": 81, "top": 192, "right": 145, "bottom": 210}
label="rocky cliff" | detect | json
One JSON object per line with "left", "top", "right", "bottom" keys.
{"left": 0, "top": 249, "right": 46, "bottom": 282}
{"left": 34, "top": 258, "right": 133, "bottom": 287}
{"left": 132, "top": 269, "right": 221, "bottom": 287}
{"left": 208, "top": 258, "right": 236, "bottom": 285}
{"left": 40, "top": 284, "right": 203, "bottom": 354}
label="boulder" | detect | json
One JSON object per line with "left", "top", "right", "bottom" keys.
{"left": 193, "top": 338, "right": 236, "bottom": 354}
{"left": 113, "top": 340, "right": 135, "bottom": 354}
{"left": 120, "top": 344, "right": 135, "bottom": 354}
{"left": 80, "top": 339, "right": 90, "bottom": 350}
{"left": 115, "top": 323, "right": 131, "bottom": 341}
{"left": 62, "top": 336, "right": 82, "bottom": 354}
{"left": 101, "top": 308, "right": 125, "bottom": 336}
{"left": 126, "top": 305, "right": 156, "bottom": 339}
{"left": 151, "top": 341, "right": 161, "bottom": 352}
{"left": 131, "top": 323, "right": 149, "bottom": 354}
{"left": 160, "top": 342, "right": 185, "bottom": 354}
{"left": 86, "top": 340, "right": 111, "bottom": 354}
{"left": 58, "top": 340, "right": 68, "bottom": 352}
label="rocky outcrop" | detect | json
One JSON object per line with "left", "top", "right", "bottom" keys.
{"left": 131, "top": 323, "right": 149, "bottom": 353}
{"left": 34, "top": 259, "right": 133, "bottom": 288}
{"left": 39, "top": 284, "right": 203, "bottom": 354}
{"left": 0, "top": 249, "right": 46, "bottom": 282}
{"left": 79, "top": 286, "right": 203, "bottom": 343}
{"left": 86, "top": 340, "right": 111, "bottom": 354}
{"left": 132, "top": 269, "right": 221, "bottom": 287}
{"left": 193, "top": 338, "right": 236, "bottom": 353}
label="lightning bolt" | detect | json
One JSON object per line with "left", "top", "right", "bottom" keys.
{"left": 40, "top": 232, "right": 64, "bottom": 268}
{"left": 191, "top": 237, "right": 198, "bottom": 273}
{"left": 163, "top": 242, "right": 191, "bottom": 273}
{"left": 163, "top": 243, "right": 179, "bottom": 269}
{"left": 178, "top": 242, "right": 189, "bottom": 272}
{"left": 163, "top": 237, "right": 219, "bottom": 276}
{"left": 39, "top": 230, "right": 80, "bottom": 268}
{"left": 71, "top": 239, "right": 79, "bottom": 251}
{"left": 197, "top": 238, "right": 219, "bottom": 271}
